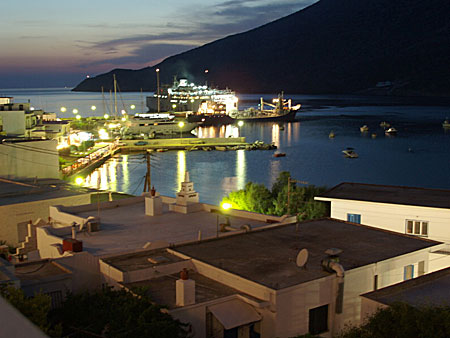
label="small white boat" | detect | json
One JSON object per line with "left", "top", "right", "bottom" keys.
{"left": 342, "top": 148, "right": 358, "bottom": 158}
{"left": 329, "top": 131, "right": 335, "bottom": 139}
{"left": 385, "top": 127, "right": 397, "bottom": 135}
{"left": 360, "top": 125, "right": 369, "bottom": 132}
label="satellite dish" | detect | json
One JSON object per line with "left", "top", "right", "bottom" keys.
{"left": 296, "top": 248, "right": 309, "bottom": 268}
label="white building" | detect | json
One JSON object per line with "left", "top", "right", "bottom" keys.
{"left": 99, "top": 218, "right": 445, "bottom": 338}
{"left": 0, "top": 98, "right": 40, "bottom": 137}
{"left": 315, "top": 183, "right": 450, "bottom": 242}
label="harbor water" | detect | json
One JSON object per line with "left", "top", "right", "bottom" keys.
{"left": 2, "top": 88, "right": 449, "bottom": 205}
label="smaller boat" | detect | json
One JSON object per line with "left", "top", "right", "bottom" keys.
{"left": 329, "top": 131, "right": 335, "bottom": 139}
{"left": 380, "top": 121, "right": 390, "bottom": 128}
{"left": 342, "top": 147, "right": 358, "bottom": 158}
{"left": 443, "top": 119, "right": 450, "bottom": 128}
{"left": 215, "top": 146, "right": 227, "bottom": 151}
{"left": 385, "top": 127, "right": 397, "bottom": 135}
{"left": 360, "top": 125, "right": 369, "bottom": 133}
{"left": 273, "top": 152, "right": 286, "bottom": 158}
{"left": 371, "top": 133, "right": 377, "bottom": 139}
{"left": 156, "top": 148, "right": 168, "bottom": 152}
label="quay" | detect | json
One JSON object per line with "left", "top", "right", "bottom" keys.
{"left": 63, "top": 137, "right": 275, "bottom": 180}
{"left": 119, "top": 137, "right": 248, "bottom": 152}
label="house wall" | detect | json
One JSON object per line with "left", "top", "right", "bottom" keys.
{"left": 36, "top": 227, "right": 64, "bottom": 259}
{"left": 316, "top": 198, "right": 450, "bottom": 243}
{"left": 359, "top": 297, "right": 387, "bottom": 324}
{"left": 0, "top": 111, "right": 25, "bottom": 134}
{"left": 0, "top": 193, "right": 91, "bottom": 245}
{"left": 0, "top": 140, "right": 59, "bottom": 179}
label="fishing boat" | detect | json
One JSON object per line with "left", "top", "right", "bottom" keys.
{"left": 342, "top": 147, "right": 358, "bottom": 158}
{"left": 230, "top": 92, "right": 301, "bottom": 122}
{"left": 273, "top": 152, "right": 286, "bottom": 157}
{"left": 360, "top": 125, "right": 369, "bottom": 132}
{"left": 329, "top": 131, "right": 335, "bottom": 139}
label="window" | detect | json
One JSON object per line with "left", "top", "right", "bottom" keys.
{"left": 405, "top": 220, "right": 428, "bottom": 236}
{"left": 404, "top": 265, "right": 414, "bottom": 281}
{"left": 347, "top": 214, "right": 361, "bottom": 224}
{"left": 309, "top": 304, "right": 328, "bottom": 335}
{"left": 418, "top": 261, "right": 425, "bottom": 276}
{"left": 373, "top": 275, "right": 378, "bottom": 290}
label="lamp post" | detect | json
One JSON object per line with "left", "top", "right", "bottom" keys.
{"left": 156, "top": 68, "right": 160, "bottom": 113}
{"left": 178, "top": 121, "right": 184, "bottom": 138}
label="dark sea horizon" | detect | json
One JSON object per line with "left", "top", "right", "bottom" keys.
{"left": 2, "top": 88, "right": 449, "bottom": 205}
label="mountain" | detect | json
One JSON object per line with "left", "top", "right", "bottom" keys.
{"left": 73, "top": 0, "right": 450, "bottom": 97}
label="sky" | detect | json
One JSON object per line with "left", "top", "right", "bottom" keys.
{"left": 0, "top": 0, "right": 317, "bottom": 88}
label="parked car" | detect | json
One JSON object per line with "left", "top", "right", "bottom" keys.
{"left": 134, "top": 141, "right": 148, "bottom": 146}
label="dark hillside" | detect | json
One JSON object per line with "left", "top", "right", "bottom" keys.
{"left": 74, "top": 0, "right": 450, "bottom": 97}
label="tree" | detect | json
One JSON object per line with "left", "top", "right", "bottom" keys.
{"left": 337, "top": 302, "right": 450, "bottom": 338}
{"left": 50, "top": 286, "right": 189, "bottom": 338}
{"left": 221, "top": 171, "right": 328, "bottom": 220}
{"left": 0, "top": 284, "right": 62, "bottom": 336}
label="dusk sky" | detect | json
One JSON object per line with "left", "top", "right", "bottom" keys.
{"left": 1, "top": 0, "right": 317, "bottom": 89}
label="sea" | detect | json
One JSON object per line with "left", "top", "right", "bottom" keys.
{"left": 2, "top": 87, "right": 449, "bottom": 205}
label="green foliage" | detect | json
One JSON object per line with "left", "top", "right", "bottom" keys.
{"left": 78, "top": 140, "right": 95, "bottom": 152}
{"left": 50, "top": 286, "right": 189, "bottom": 338}
{"left": 0, "top": 284, "right": 62, "bottom": 336}
{"left": 337, "top": 302, "right": 450, "bottom": 338}
{"left": 221, "top": 171, "right": 328, "bottom": 219}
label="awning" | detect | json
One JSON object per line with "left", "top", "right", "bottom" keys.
{"left": 208, "top": 299, "right": 261, "bottom": 330}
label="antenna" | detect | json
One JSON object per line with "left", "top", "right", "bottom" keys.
{"left": 296, "top": 248, "right": 309, "bottom": 268}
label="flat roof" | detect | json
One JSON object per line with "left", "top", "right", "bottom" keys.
{"left": 72, "top": 201, "right": 271, "bottom": 256}
{"left": 14, "top": 260, "right": 70, "bottom": 281}
{"left": 173, "top": 218, "right": 439, "bottom": 290}
{"left": 123, "top": 271, "right": 248, "bottom": 309}
{"left": 102, "top": 249, "right": 186, "bottom": 272}
{"left": 317, "top": 182, "right": 450, "bottom": 209}
{"left": 0, "top": 178, "right": 93, "bottom": 206}
{"left": 362, "top": 267, "right": 450, "bottom": 307}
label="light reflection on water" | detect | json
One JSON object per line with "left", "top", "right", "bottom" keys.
{"left": 82, "top": 105, "right": 450, "bottom": 205}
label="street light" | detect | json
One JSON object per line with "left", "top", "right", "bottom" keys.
{"left": 156, "top": 68, "right": 160, "bottom": 113}
{"left": 130, "top": 104, "right": 136, "bottom": 110}
{"left": 76, "top": 114, "right": 81, "bottom": 120}
{"left": 178, "top": 121, "right": 184, "bottom": 138}
{"left": 91, "top": 105, "right": 96, "bottom": 111}
{"left": 60, "top": 107, "right": 67, "bottom": 113}
{"left": 104, "top": 114, "right": 109, "bottom": 120}
{"left": 72, "top": 108, "right": 78, "bottom": 114}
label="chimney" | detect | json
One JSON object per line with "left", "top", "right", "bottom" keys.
{"left": 176, "top": 268, "right": 195, "bottom": 306}
{"left": 145, "top": 190, "right": 163, "bottom": 216}
{"left": 71, "top": 222, "right": 77, "bottom": 239}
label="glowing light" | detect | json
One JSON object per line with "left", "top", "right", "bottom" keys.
{"left": 91, "top": 105, "right": 96, "bottom": 111}
{"left": 155, "top": 68, "right": 160, "bottom": 73}
{"left": 237, "top": 121, "right": 244, "bottom": 127}
{"left": 172, "top": 104, "right": 177, "bottom": 109}
{"left": 72, "top": 108, "right": 78, "bottom": 114}
{"left": 178, "top": 121, "right": 185, "bottom": 128}
{"left": 98, "top": 128, "right": 109, "bottom": 140}
{"left": 60, "top": 107, "right": 67, "bottom": 113}
{"left": 121, "top": 109, "right": 126, "bottom": 115}
{"left": 221, "top": 202, "right": 232, "bottom": 210}
{"left": 56, "top": 141, "right": 69, "bottom": 150}
{"left": 104, "top": 114, "right": 109, "bottom": 119}
{"left": 30, "top": 107, "right": 35, "bottom": 111}
{"left": 130, "top": 104, "right": 136, "bottom": 109}
{"left": 121, "top": 117, "right": 127, "bottom": 122}
{"left": 76, "top": 114, "right": 81, "bottom": 120}
{"left": 75, "top": 177, "right": 84, "bottom": 185}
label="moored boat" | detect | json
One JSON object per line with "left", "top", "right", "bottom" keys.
{"left": 360, "top": 125, "right": 369, "bottom": 132}
{"left": 342, "top": 147, "right": 358, "bottom": 158}
{"left": 385, "top": 127, "right": 397, "bottom": 135}
{"left": 443, "top": 119, "right": 450, "bottom": 128}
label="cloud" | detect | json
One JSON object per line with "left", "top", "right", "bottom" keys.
{"left": 78, "top": 0, "right": 317, "bottom": 69}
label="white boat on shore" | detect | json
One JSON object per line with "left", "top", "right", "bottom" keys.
{"left": 385, "top": 127, "right": 397, "bottom": 135}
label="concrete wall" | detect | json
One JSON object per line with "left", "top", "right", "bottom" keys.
{"left": 0, "top": 140, "right": 59, "bottom": 179}
{"left": 36, "top": 227, "right": 64, "bottom": 259}
{"left": 0, "top": 193, "right": 91, "bottom": 245}
{"left": 360, "top": 297, "right": 387, "bottom": 324}
{"left": 56, "top": 252, "right": 102, "bottom": 293}
{"left": 0, "top": 111, "right": 26, "bottom": 134}
{"left": 316, "top": 198, "right": 450, "bottom": 243}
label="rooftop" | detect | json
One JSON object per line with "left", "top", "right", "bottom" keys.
{"left": 123, "top": 271, "right": 249, "bottom": 309}
{"left": 173, "top": 218, "right": 439, "bottom": 290}
{"left": 0, "top": 178, "right": 93, "bottom": 206}
{"left": 362, "top": 267, "right": 450, "bottom": 307}
{"left": 14, "top": 259, "right": 71, "bottom": 281}
{"left": 69, "top": 200, "right": 271, "bottom": 256}
{"left": 317, "top": 182, "right": 450, "bottom": 209}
